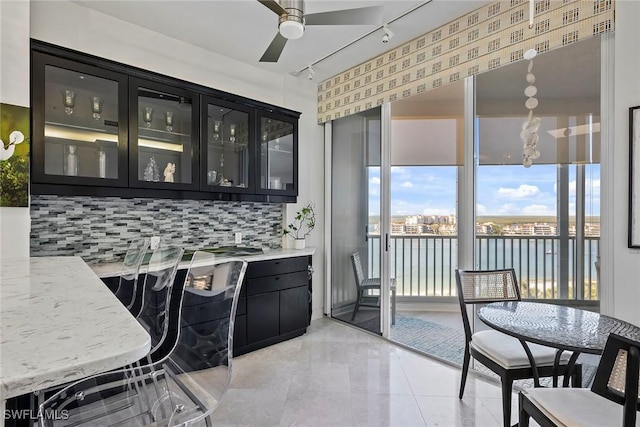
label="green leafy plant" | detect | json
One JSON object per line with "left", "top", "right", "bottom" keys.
{"left": 283, "top": 202, "right": 316, "bottom": 240}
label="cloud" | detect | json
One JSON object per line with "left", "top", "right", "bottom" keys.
{"left": 476, "top": 204, "right": 487, "bottom": 214}
{"left": 522, "top": 204, "right": 555, "bottom": 215}
{"left": 391, "top": 167, "right": 409, "bottom": 175}
{"left": 370, "top": 177, "right": 380, "bottom": 185}
{"left": 400, "top": 181, "right": 413, "bottom": 188}
{"left": 497, "top": 184, "right": 540, "bottom": 199}
{"left": 555, "top": 179, "right": 600, "bottom": 196}
{"left": 422, "top": 207, "right": 455, "bottom": 216}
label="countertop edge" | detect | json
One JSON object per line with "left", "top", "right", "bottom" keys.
{"left": 91, "top": 247, "right": 316, "bottom": 278}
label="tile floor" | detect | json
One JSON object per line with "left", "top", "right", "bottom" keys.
{"left": 211, "top": 316, "right": 528, "bottom": 426}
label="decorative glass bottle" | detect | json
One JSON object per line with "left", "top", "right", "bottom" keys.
{"left": 66, "top": 145, "right": 78, "bottom": 176}
{"left": 98, "top": 149, "right": 106, "bottom": 178}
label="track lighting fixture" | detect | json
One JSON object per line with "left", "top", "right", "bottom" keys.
{"left": 382, "top": 25, "right": 394, "bottom": 43}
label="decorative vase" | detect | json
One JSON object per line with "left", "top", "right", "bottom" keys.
{"left": 98, "top": 149, "right": 106, "bottom": 178}
{"left": 66, "top": 145, "right": 78, "bottom": 176}
{"left": 293, "top": 238, "right": 306, "bottom": 250}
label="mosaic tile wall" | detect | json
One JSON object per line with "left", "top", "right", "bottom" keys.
{"left": 317, "top": 0, "right": 615, "bottom": 123}
{"left": 30, "top": 195, "right": 283, "bottom": 264}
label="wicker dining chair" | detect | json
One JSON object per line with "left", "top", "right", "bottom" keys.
{"left": 519, "top": 333, "right": 640, "bottom": 427}
{"left": 456, "top": 268, "right": 582, "bottom": 427}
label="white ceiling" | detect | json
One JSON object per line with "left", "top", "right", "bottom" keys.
{"left": 72, "top": 0, "right": 491, "bottom": 82}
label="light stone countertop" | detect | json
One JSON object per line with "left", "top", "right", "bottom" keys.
{"left": 0, "top": 256, "right": 151, "bottom": 400}
{"left": 90, "top": 246, "right": 316, "bottom": 278}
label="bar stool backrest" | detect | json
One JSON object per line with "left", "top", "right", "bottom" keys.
{"left": 113, "top": 238, "right": 149, "bottom": 313}
{"left": 137, "top": 245, "right": 184, "bottom": 361}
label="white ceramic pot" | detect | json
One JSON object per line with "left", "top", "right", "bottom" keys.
{"left": 293, "top": 238, "right": 306, "bottom": 250}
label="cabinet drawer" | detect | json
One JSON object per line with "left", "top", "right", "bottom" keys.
{"left": 247, "top": 257, "right": 308, "bottom": 278}
{"left": 246, "top": 271, "right": 308, "bottom": 296}
{"left": 181, "top": 296, "right": 246, "bottom": 325}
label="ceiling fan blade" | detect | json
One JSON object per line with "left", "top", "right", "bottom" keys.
{"left": 305, "top": 6, "right": 383, "bottom": 26}
{"left": 260, "top": 32, "right": 288, "bottom": 63}
{"left": 257, "top": 0, "right": 287, "bottom": 16}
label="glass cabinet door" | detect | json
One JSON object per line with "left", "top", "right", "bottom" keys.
{"left": 201, "top": 97, "right": 253, "bottom": 192}
{"left": 258, "top": 112, "right": 297, "bottom": 195}
{"left": 32, "top": 52, "right": 128, "bottom": 186}
{"left": 130, "top": 78, "right": 198, "bottom": 189}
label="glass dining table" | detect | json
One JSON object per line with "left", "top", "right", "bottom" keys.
{"left": 477, "top": 301, "right": 640, "bottom": 387}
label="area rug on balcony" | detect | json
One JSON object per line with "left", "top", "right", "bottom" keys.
{"left": 363, "top": 314, "right": 598, "bottom": 389}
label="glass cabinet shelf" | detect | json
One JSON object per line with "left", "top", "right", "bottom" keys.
{"left": 131, "top": 79, "right": 198, "bottom": 188}
{"left": 259, "top": 113, "right": 297, "bottom": 194}
{"left": 32, "top": 53, "right": 128, "bottom": 185}
{"left": 202, "top": 97, "right": 252, "bottom": 192}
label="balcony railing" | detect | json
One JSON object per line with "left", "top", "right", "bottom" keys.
{"left": 367, "top": 235, "right": 600, "bottom": 301}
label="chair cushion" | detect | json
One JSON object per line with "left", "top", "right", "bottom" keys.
{"left": 523, "top": 388, "right": 640, "bottom": 427}
{"left": 471, "top": 330, "right": 571, "bottom": 369}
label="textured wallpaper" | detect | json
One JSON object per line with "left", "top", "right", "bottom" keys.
{"left": 317, "top": 0, "right": 614, "bottom": 123}
{"left": 30, "top": 195, "right": 283, "bottom": 264}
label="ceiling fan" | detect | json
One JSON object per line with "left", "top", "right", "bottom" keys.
{"left": 258, "top": 0, "right": 383, "bottom": 63}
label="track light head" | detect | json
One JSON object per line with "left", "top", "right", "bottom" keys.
{"left": 307, "top": 65, "right": 315, "bottom": 80}
{"left": 382, "top": 25, "right": 394, "bottom": 43}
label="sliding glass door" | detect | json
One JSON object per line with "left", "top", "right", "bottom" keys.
{"left": 330, "top": 107, "right": 390, "bottom": 335}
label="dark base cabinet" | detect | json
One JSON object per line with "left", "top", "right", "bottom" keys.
{"left": 102, "top": 255, "right": 312, "bottom": 364}
{"left": 236, "top": 256, "right": 311, "bottom": 356}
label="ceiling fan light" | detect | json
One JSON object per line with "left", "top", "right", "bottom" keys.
{"left": 279, "top": 20, "right": 304, "bottom": 39}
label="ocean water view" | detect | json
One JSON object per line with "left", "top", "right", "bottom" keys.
{"left": 367, "top": 235, "right": 600, "bottom": 300}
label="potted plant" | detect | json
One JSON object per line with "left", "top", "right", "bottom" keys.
{"left": 283, "top": 201, "right": 316, "bottom": 249}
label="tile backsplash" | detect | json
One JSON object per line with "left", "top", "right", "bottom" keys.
{"left": 30, "top": 195, "right": 283, "bottom": 264}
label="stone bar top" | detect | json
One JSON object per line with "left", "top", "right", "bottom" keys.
{"left": 91, "top": 246, "right": 316, "bottom": 278}
{"left": 0, "top": 256, "right": 151, "bottom": 400}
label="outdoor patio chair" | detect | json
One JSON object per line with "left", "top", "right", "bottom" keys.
{"left": 455, "top": 268, "right": 582, "bottom": 427}
{"left": 519, "top": 333, "right": 640, "bottom": 427}
{"left": 350, "top": 251, "right": 396, "bottom": 325}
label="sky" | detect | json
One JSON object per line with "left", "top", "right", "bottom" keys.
{"left": 368, "top": 164, "right": 601, "bottom": 218}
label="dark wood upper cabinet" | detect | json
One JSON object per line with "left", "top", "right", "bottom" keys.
{"left": 128, "top": 78, "right": 200, "bottom": 191}
{"left": 256, "top": 110, "right": 298, "bottom": 197}
{"left": 200, "top": 96, "right": 254, "bottom": 194}
{"left": 31, "top": 40, "right": 300, "bottom": 202}
{"left": 31, "top": 51, "right": 129, "bottom": 187}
